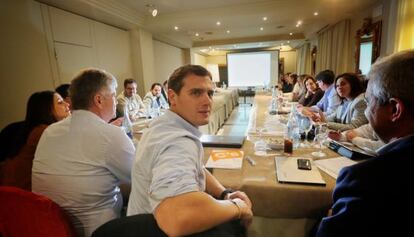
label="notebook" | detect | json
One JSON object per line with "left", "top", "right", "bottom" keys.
{"left": 200, "top": 135, "right": 245, "bottom": 148}
{"left": 275, "top": 156, "right": 326, "bottom": 185}
{"left": 205, "top": 149, "right": 244, "bottom": 169}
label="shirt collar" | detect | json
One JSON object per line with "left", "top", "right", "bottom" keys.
{"left": 163, "top": 110, "right": 202, "bottom": 138}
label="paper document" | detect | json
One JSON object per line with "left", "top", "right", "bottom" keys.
{"left": 315, "top": 157, "right": 357, "bottom": 179}
{"left": 205, "top": 150, "right": 244, "bottom": 169}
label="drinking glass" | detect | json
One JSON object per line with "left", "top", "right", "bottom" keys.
{"left": 300, "top": 117, "right": 313, "bottom": 147}
{"left": 311, "top": 123, "right": 328, "bottom": 158}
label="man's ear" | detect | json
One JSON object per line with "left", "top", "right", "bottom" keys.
{"left": 389, "top": 98, "right": 404, "bottom": 122}
{"left": 94, "top": 94, "right": 104, "bottom": 109}
{"left": 168, "top": 89, "right": 177, "bottom": 106}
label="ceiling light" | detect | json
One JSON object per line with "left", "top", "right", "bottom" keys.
{"left": 297, "top": 20, "right": 302, "bottom": 25}
{"left": 195, "top": 33, "right": 199, "bottom": 36}
{"left": 314, "top": 12, "right": 319, "bottom": 16}
{"left": 263, "top": 17, "right": 267, "bottom": 21}
{"left": 260, "top": 27, "right": 264, "bottom": 31}
{"left": 226, "top": 30, "right": 230, "bottom": 34}
{"left": 289, "top": 32, "right": 293, "bottom": 35}
{"left": 287, "top": 41, "right": 290, "bottom": 43}
{"left": 174, "top": 26, "right": 179, "bottom": 30}
{"left": 146, "top": 4, "right": 158, "bottom": 17}
{"left": 216, "top": 21, "right": 221, "bottom": 26}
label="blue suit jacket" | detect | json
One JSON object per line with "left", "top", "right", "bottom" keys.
{"left": 316, "top": 135, "right": 414, "bottom": 237}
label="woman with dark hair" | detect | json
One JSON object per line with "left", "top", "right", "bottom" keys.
{"left": 0, "top": 91, "right": 70, "bottom": 190}
{"left": 298, "top": 76, "right": 324, "bottom": 106}
{"left": 314, "top": 73, "right": 368, "bottom": 131}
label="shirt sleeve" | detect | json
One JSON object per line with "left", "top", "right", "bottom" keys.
{"left": 105, "top": 128, "right": 135, "bottom": 183}
{"left": 148, "top": 137, "right": 201, "bottom": 212}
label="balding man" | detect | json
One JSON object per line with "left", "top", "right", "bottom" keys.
{"left": 316, "top": 50, "right": 414, "bottom": 236}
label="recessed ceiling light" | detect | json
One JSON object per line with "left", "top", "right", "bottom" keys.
{"left": 195, "top": 33, "right": 199, "bottom": 36}
{"left": 297, "top": 20, "right": 302, "bottom": 25}
{"left": 174, "top": 26, "right": 179, "bottom": 30}
{"left": 287, "top": 40, "right": 290, "bottom": 43}
{"left": 314, "top": 12, "right": 319, "bottom": 16}
{"left": 289, "top": 32, "right": 293, "bottom": 35}
{"left": 263, "top": 17, "right": 267, "bottom": 21}
{"left": 260, "top": 27, "right": 264, "bottom": 31}
{"left": 296, "top": 24, "right": 300, "bottom": 27}
{"left": 226, "top": 30, "right": 230, "bottom": 34}
{"left": 216, "top": 21, "right": 221, "bottom": 26}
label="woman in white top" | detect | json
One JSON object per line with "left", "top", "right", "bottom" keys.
{"left": 292, "top": 74, "right": 307, "bottom": 102}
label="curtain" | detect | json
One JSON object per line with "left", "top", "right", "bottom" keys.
{"left": 316, "top": 20, "right": 351, "bottom": 75}
{"left": 395, "top": 0, "right": 414, "bottom": 52}
{"left": 296, "top": 43, "right": 311, "bottom": 75}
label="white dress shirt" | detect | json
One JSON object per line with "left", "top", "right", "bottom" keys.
{"left": 32, "top": 110, "right": 135, "bottom": 237}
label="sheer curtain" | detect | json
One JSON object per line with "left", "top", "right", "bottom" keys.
{"left": 395, "top": 0, "right": 414, "bottom": 52}
{"left": 296, "top": 43, "right": 311, "bottom": 75}
{"left": 316, "top": 20, "right": 351, "bottom": 75}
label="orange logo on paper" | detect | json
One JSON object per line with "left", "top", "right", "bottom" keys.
{"left": 211, "top": 150, "right": 243, "bottom": 161}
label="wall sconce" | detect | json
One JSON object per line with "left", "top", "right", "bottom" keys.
{"left": 146, "top": 4, "right": 158, "bottom": 17}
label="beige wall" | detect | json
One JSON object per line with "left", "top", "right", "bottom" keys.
{"left": 206, "top": 55, "right": 227, "bottom": 65}
{"left": 153, "top": 40, "right": 185, "bottom": 84}
{"left": 192, "top": 53, "right": 207, "bottom": 67}
{"left": 0, "top": 0, "right": 137, "bottom": 128}
{"left": 0, "top": 0, "right": 55, "bottom": 129}
{"left": 280, "top": 51, "right": 297, "bottom": 74}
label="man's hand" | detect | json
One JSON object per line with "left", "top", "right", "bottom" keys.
{"left": 232, "top": 198, "right": 253, "bottom": 228}
{"left": 110, "top": 117, "right": 124, "bottom": 126}
{"left": 227, "top": 191, "right": 252, "bottom": 209}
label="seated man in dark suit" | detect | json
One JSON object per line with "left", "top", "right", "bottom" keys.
{"left": 316, "top": 50, "right": 414, "bottom": 236}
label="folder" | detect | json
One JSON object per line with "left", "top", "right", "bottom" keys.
{"left": 275, "top": 156, "right": 326, "bottom": 185}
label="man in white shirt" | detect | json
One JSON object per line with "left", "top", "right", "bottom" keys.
{"left": 128, "top": 65, "right": 253, "bottom": 236}
{"left": 116, "top": 78, "right": 145, "bottom": 121}
{"left": 32, "top": 68, "right": 135, "bottom": 237}
{"left": 143, "top": 82, "right": 169, "bottom": 110}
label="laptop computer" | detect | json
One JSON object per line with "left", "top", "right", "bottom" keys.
{"left": 200, "top": 135, "right": 245, "bottom": 148}
{"left": 275, "top": 156, "right": 326, "bottom": 185}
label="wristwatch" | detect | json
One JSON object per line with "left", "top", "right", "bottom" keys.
{"left": 219, "top": 188, "right": 234, "bottom": 200}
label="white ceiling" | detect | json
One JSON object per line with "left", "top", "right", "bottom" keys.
{"left": 38, "top": 0, "right": 380, "bottom": 55}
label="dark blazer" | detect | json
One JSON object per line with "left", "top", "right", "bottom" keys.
{"left": 315, "top": 134, "right": 414, "bottom": 237}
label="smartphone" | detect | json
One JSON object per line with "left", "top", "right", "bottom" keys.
{"left": 297, "top": 158, "right": 312, "bottom": 170}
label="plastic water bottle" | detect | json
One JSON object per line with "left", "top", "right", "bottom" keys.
{"left": 122, "top": 105, "right": 133, "bottom": 139}
{"left": 286, "top": 107, "right": 300, "bottom": 149}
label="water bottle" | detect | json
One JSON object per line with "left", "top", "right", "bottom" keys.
{"left": 286, "top": 107, "right": 300, "bottom": 149}
{"left": 122, "top": 105, "right": 133, "bottom": 139}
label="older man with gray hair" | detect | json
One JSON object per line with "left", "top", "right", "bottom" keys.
{"left": 316, "top": 50, "right": 414, "bottom": 237}
{"left": 32, "top": 68, "right": 135, "bottom": 237}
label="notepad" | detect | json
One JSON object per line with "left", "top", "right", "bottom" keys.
{"left": 315, "top": 156, "right": 357, "bottom": 179}
{"left": 275, "top": 156, "right": 326, "bottom": 185}
{"left": 205, "top": 149, "right": 244, "bottom": 169}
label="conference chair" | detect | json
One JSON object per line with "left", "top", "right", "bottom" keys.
{"left": 0, "top": 186, "right": 77, "bottom": 237}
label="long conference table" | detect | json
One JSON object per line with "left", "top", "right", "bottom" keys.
{"left": 203, "top": 94, "right": 338, "bottom": 219}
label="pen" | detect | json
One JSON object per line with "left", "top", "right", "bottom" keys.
{"left": 245, "top": 156, "right": 256, "bottom": 166}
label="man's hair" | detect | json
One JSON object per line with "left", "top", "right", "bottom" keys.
{"left": 368, "top": 50, "right": 414, "bottom": 110}
{"left": 168, "top": 65, "right": 212, "bottom": 94}
{"left": 334, "top": 73, "right": 364, "bottom": 99}
{"left": 70, "top": 68, "right": 117, "bottom": 110}
{"left": 151, "top": 82, "right": 162, "bottom": 90}
{"left": 55, "top": 84, "right": 70, "bottom": 99}
{"left": 124, "top": 78, "right": 136, "bottom": 88}
{"left": 315, "top": 70, "right": 335, "bottom": 84}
